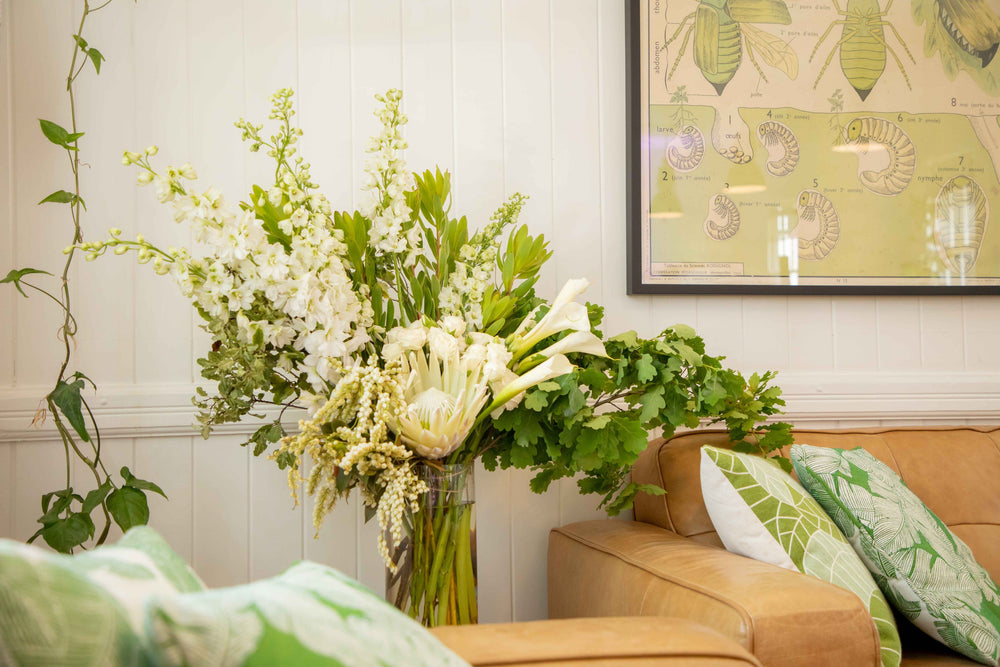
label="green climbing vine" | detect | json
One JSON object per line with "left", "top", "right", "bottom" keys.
{"left": 1, "top": 0, "right": 164, "bottom": 552}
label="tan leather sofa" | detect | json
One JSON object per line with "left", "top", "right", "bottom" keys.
{"left": 548, "top": 426, "right": 1000, "bottom": 667}
{"left": 432, "top": 617, "right": 762, "bottom": 666}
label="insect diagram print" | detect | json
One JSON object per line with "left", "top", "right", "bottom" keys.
{"left": 640, "top": 0, "right": 1000, "bottom": 289}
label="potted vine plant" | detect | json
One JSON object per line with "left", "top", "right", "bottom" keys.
{"left": 79, "top": 88, "right": 792, "bottom": 626}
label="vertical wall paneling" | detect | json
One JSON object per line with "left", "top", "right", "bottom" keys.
{"left": 134, "top": 436, "right": 194, "bottom": 562}
{"left": 787, "top": 298, "right": 835, "bottom": 370}
{"left": 0, "top": 1, "right": 14, "bottom": 386}
{"left": 296, "top": 0, "right": 354, "bottom": 205}
{"left": 74, "top": 1, "right": 136, "bottom": 384}
{"left": 248, "top": 446, "right": 305, "bottom": 580}
{"left": 501, "top": 0, "right": 561, "bottom": 622}
{"left": 741, "top": 297, "right": 790, "bottom": 371}
{"left": 919, "top": 297, "right": 965, "bottom": 371}
{"left": 301, "top": 457, "right": 359, "bottom": 576}
{"left": 833, "top": 298, "right": 878, "bottom": 370}
{"left": 12, "top": 441, "right": 64, "bottom": 542}
{"left": 192, "top": 433, "right": 249, "bottom": 588}
{"left": 0, "top": 443, "right": 12, "bottom": 536}
{"left": 451, "top": 0, "right": 503, "bottom": 223}
{"left": 133, "top": 0, "right": 193, "bottom": 385}
{"left": 550, "top": 0, "right": 608, "bottom": 532}
{"left": 876, "top": 297, "right": 921, "bottom": 371}
{"left": 696, "top": 296, "right": 745, "bottom": 369}
{"left": 453, "top": 0, "right": 512, "bottom": 623}
{"left": 11, "top": 1, "right": 73, "bottom": 385}
{"left": 597, "top": 0, "right": 652, "bottom": 336}
{"left": 350, "top": 0, "right": 404, "bottom": 595}
{"left": 964, "top": 296, "right": 1000, "bottom": 370}
{"left": 501, "top": 0, "right": 555, "bottom": 298}
{"left": 401, "top": 0, "right": 454, "bottom": 178}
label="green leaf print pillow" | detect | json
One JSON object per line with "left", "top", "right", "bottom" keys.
{"left": 791, "top": 444, "right": 1000, "bottom": 667}
{"left": 0, "top": 526, "right": 205, "bottom": 666}
{"left": 700, "top": 446, "right": 901, "bottom": 667}
{"left": 145, "top": 560, "right": 470, "bottom": 667}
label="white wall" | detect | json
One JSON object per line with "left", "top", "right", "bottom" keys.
{"left": 1, "top": 0, "right": 998, "bottom": 623}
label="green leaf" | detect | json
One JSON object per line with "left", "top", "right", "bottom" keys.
{"left": 536, "top": 381, "right": 561, "bottom": 392}
{"left": 38, "top": 119, "right": 83, "bottom": 149}
{"left": 636, "top": 354, "right": 656, "bottom": 383}
{"left": 38, "top": 190, "right": 78, "bottom": 205}
{"left": 638, "top": 387, "right": 666, "bottom": 423}
{"left": 671, "top": 323, "right": 698, "bottom": 339}
{"left": 585, "top": 414, "right": 611, "bottom": 430}
{"left": 73, "top": 35, "right": 88, "bottom": 50}
{"left": 42, "top": 514, "right": 92, "bottom": 553}
{"left": 120, "top": 466, "right": 167, "bottom": 499}
{"left": 49, "top": 378, "right": 90, "bottom": 442}
{"left": 87, "top": 48, "right": 104, "bottom": 74}
{"left": 609, "top": 330, "right": 638, "bottom": 347}
{"left": 82, "top": 479, "right": 112, "bottom": 513}
{"left": 106, "top": 486, "right": 149, "bottom": 531}
{"left": 523, "top": 390, "right": 548, "bottom": 411}
{"left": 1, "top": 267, "right": 52, "bottom": 297}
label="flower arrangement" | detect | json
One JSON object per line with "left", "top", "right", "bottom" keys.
{"left": 79, "top": 88, "right": 792, "bottom": 626}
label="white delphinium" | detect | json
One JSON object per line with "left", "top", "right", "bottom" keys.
{"left": 360, "top": 89, "right": 420, "bottom": 264}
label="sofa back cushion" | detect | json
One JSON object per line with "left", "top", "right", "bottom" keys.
{"left": 631, "top": 426, "right": 1000, "bottom": 584}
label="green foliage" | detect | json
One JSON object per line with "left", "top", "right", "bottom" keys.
{"left": 5, "top": 1, "right": 164, "bottom": 553}
{"left": 1, "top": 268, "right": 52, "bottom": 297}
{"left": 481, "top": 312, "right": 792, "bottom": 514}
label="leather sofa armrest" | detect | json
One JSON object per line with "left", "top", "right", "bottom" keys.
{"left": 431, "top": 617, "right": 763, "bottom": 666}
{"left": 548, "top": 520, "right": 881, "bottom": 667}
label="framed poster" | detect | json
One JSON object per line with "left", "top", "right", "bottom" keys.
{"left": 626, "top": 0, "right": 1000, "bottom": 294}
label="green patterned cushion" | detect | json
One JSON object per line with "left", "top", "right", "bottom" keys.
{"left": 145, "top": 560, "right": 470, "bottom": 666}
{"left": 701, "top": 446, "right": 901, "bottom": 667}
{"left": 0, "top": 526, "right": 204, "bottom": 666}
{"left": 791, "top": 444, "right": 1000, "bottom": 667}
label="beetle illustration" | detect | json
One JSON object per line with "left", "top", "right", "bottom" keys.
{"left": 810, "top": 0, "right": 916, "bottom": 101}
{"left": 663, "top": 0, "right": 798, "bottom": 95}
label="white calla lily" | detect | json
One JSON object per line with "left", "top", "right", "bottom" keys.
{"left": 395, "top": 350, "right": 490, "bottom": 460}
{"left": 536, "top": 330, "right": 608, "bottom": 360}
{"left": 511, "top": 279, "right": 593, "bottom": 358}
{"left": 487, "top": 353, "right": 574, "bottom": 416}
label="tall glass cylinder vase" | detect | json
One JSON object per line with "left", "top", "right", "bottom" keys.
{"left": 386, "top": 462, "right": 478, "bottom": 627}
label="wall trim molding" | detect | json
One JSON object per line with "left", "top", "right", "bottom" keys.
{"left": 0, "top": 372, "right": 997, "bottom": 441}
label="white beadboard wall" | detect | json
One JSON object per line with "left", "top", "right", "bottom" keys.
{"left": 1, "top": 0, "right": 999, "bottom": 623}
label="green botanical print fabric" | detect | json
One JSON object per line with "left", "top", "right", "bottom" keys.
{"left": 702, "top": 446, "right": 901, "bottom": 667}
{"left": 0, "top": 526, "right": 204, "bottom": 666}
{"left": 792, "top": 444, "right": 1000, "bottom": 667}
{"left": 145, "top": 561, "right": 470, "bottom": 667}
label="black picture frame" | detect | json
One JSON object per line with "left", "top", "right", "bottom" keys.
{"left": 624, "top": 0, "right": 1000, "bottom": 296}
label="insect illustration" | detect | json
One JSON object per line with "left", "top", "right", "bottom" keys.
{"left": 757, "top": 120, "right": 799, "bottom": 176}
{"left": 667, "top": 125, "right": 706, "bottom": 172}
{"left": 936, "top": 0, "right": 1000, "bottom": 68}
{"left": 934, "top": 175, "right": 989, "bottom": 274}
{"left": 844, "top": 116, "right": 916, "bottom": 195}
{"left": 704, "top": 194, "right": 742, "bottom": 240}
{"left": 663, "top": 0, "right": 798, "bottom": 95}
{"left": 795, "top": 190, "right": 840, "bottom": 260}
{"left": 811, "top": 0, "right": 916, "bottom": 101}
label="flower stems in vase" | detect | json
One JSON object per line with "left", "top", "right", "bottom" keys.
{"left": 387, "top": 462, "right": 477, "bottom": 626}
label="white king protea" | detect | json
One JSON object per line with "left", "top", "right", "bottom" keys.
{"left": 395, "top": 339, "right": 491, "bottom": 460}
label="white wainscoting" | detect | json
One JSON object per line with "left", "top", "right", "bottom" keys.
{"left": 2, "top": 0, "right": 999, "bottom": 623}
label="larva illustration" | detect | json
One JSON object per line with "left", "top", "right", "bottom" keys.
{"left": 795, "top": 189, "right": 840, "bottom": 260}
{"left": 845, "top": 116, "right": 916, "bottom": 196}
{"left": 934, "top": 175, "right": 989, "bottom": 274}
{"left": 703, "top": 194, "right": 741, "bottom": 241}
{"left": 757, "top": 120, "right": 800, "bottom": 177}
{"left": 666, "top": 125, "right": 705, "bottom": 173}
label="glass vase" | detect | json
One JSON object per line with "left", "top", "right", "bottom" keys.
{"left": 385, "top": 461, "right": 477, "bottom": 627}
